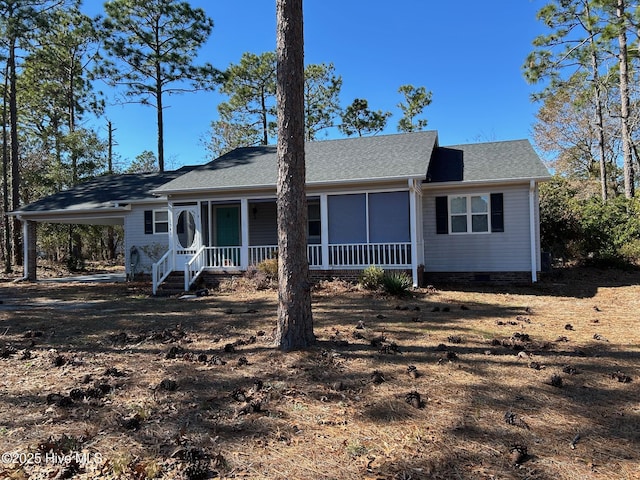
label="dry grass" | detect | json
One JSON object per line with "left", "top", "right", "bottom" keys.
{"left": 0, "top": 267, "right": 638, "bottom": 479}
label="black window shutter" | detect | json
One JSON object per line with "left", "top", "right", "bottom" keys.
{"left": 144, "top": 210, "right": 153, "bottom": 234}
{"left": 490, "top": 193, "right": 504, "bottom": 232}
{"left": 435, "top": 196, "right": 448, "bottom": 234}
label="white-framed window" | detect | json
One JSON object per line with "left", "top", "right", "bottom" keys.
{"left": 153, "top": 210, "right": 169, "bottom": 234}
{"left": 449, "top": 194, "right": 490, "bottom": 234}
{"left": 308, "top": 201, "right": 321, "bottom": 244}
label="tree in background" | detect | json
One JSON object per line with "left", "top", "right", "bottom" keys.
{"left": 126, "top": 150, "right": 159, "bottom": 173}
{"left": 20, "top": 2, "right": 106, "bottom": 271}
{"left": 339, "top": 98, "right": 391, "bottom": 137}
{"left": 100, "top": 0, "right": 222, "bottom": 172}
{"left": 0, "top": 0, "right": 68, "bottom": 270}
{"left": 397, "top": 84, "right": 432, "bottom": 132}
{"left": 304, "top": 62, "right": 342, "bottom": 140}
{"left": 274, "top": 0, "right": 315, "bottom": 350}
{"left": 600, "top": 0, "right": 635, "bottom": 198}
{"left": 524, "top": 0, "right": 610, "bottom": 202}
{"left": 217, "top": 51, "right": 277, "bottom": 148}
{"left": 533, "top": 82, "right": 622, "bottom": 194}
{"left": 207, "top": 55, "right": 343, "bottom": 156}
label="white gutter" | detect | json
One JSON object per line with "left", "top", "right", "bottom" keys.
{"left": 421, "top": 175, "right": 552, "bottom": 190}
{"left": 7, "top": 204, "right": 131, "bottom": 219}
{"left": 529, "top": 180, "right": 538, "bottom": 283}
{"left": 152, "top": 174, "right": 427, "bottom": 196}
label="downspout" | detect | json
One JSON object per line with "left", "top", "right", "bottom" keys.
{"left": 529, "top": 180, "right": 538, "bottom": 283}
{"left": 408, "top": 179, "right": 419, "bottom": 287}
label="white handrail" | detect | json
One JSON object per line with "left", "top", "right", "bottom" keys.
{"left": 152, "top": 248, "right": 174, "bottom": 295}
{"left": 185, "top": 245, "right": 207, "bottom": 291}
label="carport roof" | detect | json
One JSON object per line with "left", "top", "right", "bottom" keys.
{"left": 11, "top": 166, "right": 196, "bottom": 222}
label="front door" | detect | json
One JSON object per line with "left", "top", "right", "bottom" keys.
{"left": 173, "top": 206, "right": 201, "bottom": 270}
{"left": 215, "top": 206, "right": 240, "bottom": 266}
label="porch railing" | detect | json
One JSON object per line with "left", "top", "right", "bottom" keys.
{"left": 246, "top": 243, "right": 409, "bottom": 268}
{"left": 247, "top": 245, "right": 323, "bottom": 267}
{"left": 157, "top": 242, "right": 412, "bottom": 294}
{"left": 328, "top": 242, "right": 411, "bottom": 268}
{"left": 185, "top": 246, "right": 242, "bottom": 291}
{"left": 185, "top": 245, "right": 207, "bottom": 292}
{"left": 152, "top": 248, "right": 174, "bottom": 295}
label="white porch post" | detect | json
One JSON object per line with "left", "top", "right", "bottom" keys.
{"left": 529, "top": 180, "right": 538, "bottom": 283}
{"left": 168, "top": 201, "right": 175, "bottom": 269}
{"left": 320, "top": 194, "right": 329, "bottom": 269}
{"left": 240, "top": 198, "right": 249, "bottom": 269}
{"left": 408, "top": 179, "right": 420, "bottom": 287}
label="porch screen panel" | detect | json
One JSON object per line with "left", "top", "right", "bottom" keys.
{"left": 328, "top": 194, "right": 366, "bottom": 244}
{"left": 368, "top": 192, "right": 410, "bottom": 243}
{"left": 201, "top": 202, "right": 210, "bottom": 246}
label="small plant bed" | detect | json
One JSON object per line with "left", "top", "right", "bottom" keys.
{"left": 0, "top": 267, "right": 638, "bottom": 479}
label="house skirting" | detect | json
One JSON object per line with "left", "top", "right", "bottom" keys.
{"left": 309, "top": 268, "right": 413, "bottom": 284}
{"left": 424, "top": 271, "right": 536, "bottom": 285}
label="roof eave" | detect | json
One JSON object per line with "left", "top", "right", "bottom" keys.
{"left": 9, "top": 205, "right": 132, "bottom": 219}
{"left": 157, "top": 174, "right": 428, "bottom": 197}
{"left": 422, "top": 175, "right": 552, "bottom": 189}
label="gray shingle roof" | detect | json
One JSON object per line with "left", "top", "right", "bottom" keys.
{"left": 14, "top": 133, "right": 550, "bottom": 220}
{"left": 155, "top": 131, "right": 439, "bottom": 193}
{"left": 14, "top": 166, "right": 195, "bottom": 215}
{"left": 426, "top": 139, "right": 550, "bottom": 184}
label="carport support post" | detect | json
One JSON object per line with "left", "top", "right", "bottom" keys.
{"left": 22, "top": 219, "right": 37, "bottom": 281}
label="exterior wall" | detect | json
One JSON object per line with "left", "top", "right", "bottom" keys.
{"left": 422, "top": 184, "right": 536, "bottom": 273}
{"left": 124, "top": 204, "right": 170, "bottom": 276}
{"left": 248, "top": 200, "right": 278, "bottom": 246}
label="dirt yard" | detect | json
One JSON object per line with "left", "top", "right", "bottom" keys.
{"left": 0, "top": 267, "right": 638, "bottom": 480}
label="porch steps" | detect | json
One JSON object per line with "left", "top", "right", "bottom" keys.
{"left": 154, "top": 272, "right": 187, "bottom": 296}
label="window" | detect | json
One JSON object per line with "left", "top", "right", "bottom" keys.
{"left": 435, "top": 193, "right": 503, "bottom": 234}
{"left": 153, "top": 210, "right": 169, "bottom": 233}
{"left": 144, "top": 209, "right": 168, "bottom": 234}
{"left": 308, "top": 201, "right": 321, "bottom": 244}
{"left": 449, "top": 195, "right": 489, "bottom": 233}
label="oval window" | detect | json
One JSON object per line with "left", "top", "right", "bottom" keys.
{"left": 176, "top": 211, "right": 196, "bottom": 249}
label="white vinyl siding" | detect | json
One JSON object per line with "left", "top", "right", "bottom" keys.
{"left": 125, "top": 205, "right": 170, "bottom": 275}
{"left": 423, "top": 185, "right": 535, "bottom": 272}
{"left": 249, "top": 201, "right": 278, "bottom": 246}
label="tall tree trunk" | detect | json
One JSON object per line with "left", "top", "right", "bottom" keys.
{"left": 586, "top": 2, "right": 608, "bottom": 202}
{"left": 9, "top": 36, "right": 22, "bottom": 265}
{"left": 156, "top": 66, "right": 164, "bottom": 172}
{"left": 107, "top": 120, "right": 115, "bottom": 260}
{"left": 274, "top": 0, "right": 314, "bottom": 350}
{"left": 617, "top": 0, "right": 635, "bottom": 198}
{"left": 2, "top": 59, "right": 12, "bottom": 272}
{"left": 261, "top": 86, "right": 269, "bottom": 145}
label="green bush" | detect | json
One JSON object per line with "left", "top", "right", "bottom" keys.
{"left": 382, "top": 271, "right": 412, "bottom": 296}
{"left": 540, "top": 176, "right": 640, "bottom": 267}
{"left": 360, "top": 265, "right": 384, "bottom": 290}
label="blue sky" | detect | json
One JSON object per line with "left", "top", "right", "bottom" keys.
{"left": 93, "top": 0, "right": 547, "bottom": 170}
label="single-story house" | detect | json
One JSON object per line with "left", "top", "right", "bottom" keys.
{"left": 10, "top": 131, "right": 551, "bottom": 293}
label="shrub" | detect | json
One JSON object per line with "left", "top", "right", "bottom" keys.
{"left": 256, "top": 258, "right": 278, "bottom": 280}
{"left": 382, "top": 271, "right": 412, "bottom": 296}
{"left": 360, "top": 265, "right": 384, "bottom": 290}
